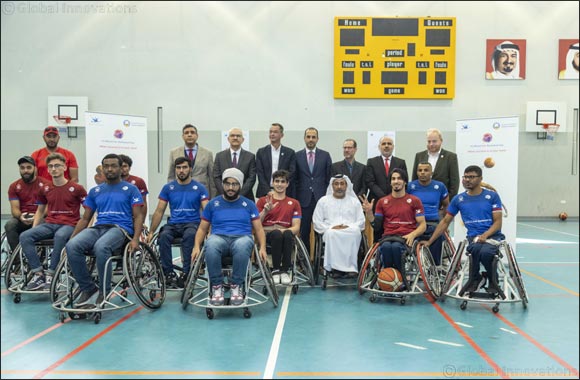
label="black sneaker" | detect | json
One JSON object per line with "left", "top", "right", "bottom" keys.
{"left": 165, "top": 272, "right": 179, "bottom": 289}
{"left": 76, "top": 287, "right": 99, "bottom": 307}
{"left": 96, "top": 292, "right": 104, "bottom": 307}
{"left": 176, "top": 273, "right": 186, "bottom": 289}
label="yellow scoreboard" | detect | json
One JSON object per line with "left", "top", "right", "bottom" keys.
{"left": 334, "top": 17, "right": 456, "bottom": 99}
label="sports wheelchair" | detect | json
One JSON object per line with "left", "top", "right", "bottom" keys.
{"left": 148, "top": 233, "right": 191, "bottom": 290}
{"left": 441, "top": 238, "right": 528, "bottom": 313}
{"left": 357, "top": 236, "right": 442, "bottom": 304}
{"left": 313, "top": 230, "right": 369, "bottom": 289}
{"left": 1, "top": 231, "right": 12, "bottom": 277}
{"left": 50, "top": 238, "right": 166, "bottom": 324}
{"left": 4, "top": 239, "right": 56, "bottom": 303}
{"left": 265, "top": 235, "right": 315, "bottom": 294}
{"left": 181, "top": 243, "right": 278, "bottom": 319}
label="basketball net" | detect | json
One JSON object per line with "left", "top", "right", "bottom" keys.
{"left": 543, "top": 123, "right": 560, "bottom": 141}
{"left": 53, "top": 115, "right": 72, "bottom": 126}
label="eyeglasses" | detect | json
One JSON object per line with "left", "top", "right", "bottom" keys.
{"left": 462, "top": 175, "right": 481, "bottom": 180}
{"left": 47, "top": 164, "right": 64, "bottom": 169}
{"left": 223, "top": 181, "right": 240, "bottom": 188}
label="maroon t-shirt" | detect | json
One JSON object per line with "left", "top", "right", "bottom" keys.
{"left": 8, "top": 177, "right": 50, "bottom": 214}
{"left": 37, "top": 181, "right": 87, "bottom": 226}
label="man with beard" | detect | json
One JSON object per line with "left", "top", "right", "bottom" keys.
{"left": 191, "top": 168, "right": 267, "bottom": 307}
{"left": 147, "top": 157, "right": 209, "bottom": 289}
{"left": 5, "top": 156, "right": 50, "bottom": 252}
{"left": 31, "top": 126, "right": 79, "bottom": 182}
{"left": 424, "top": 165, "right": 505, "bottom": 298}
{"left": 313, "top": 175, "right": 365, "bottom": 278}
{"left": 486, "top": 41, "right": 522, "bottom": 79}
{"left": 65, "top": 154, "right": 144, "bottom": 307}
{"left": 361, "top": 168, "right": 426, "bottom": 288}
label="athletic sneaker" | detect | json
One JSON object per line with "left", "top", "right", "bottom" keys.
{"left": 165, "top": 272, "right": 180, "bottom": 290}
{"left": 230, "top": 284, "right": 244, "bottom": 306}
{"left": 210, "top": 285, "right": 224, "bottom": 306}
{"left": 76, "top": 287, "right": 99, "bottom": 307}
{"left": 43, "top": 274, "right": 53, "bottom": 290}
{"left": 280, "top": 272, "right": 292, "bottom": 285}
{"left": 272, "top": 270, "right": 281, "bottom": 285}
{"left": 26, "top": 272, "right": 45, "bottom": 291}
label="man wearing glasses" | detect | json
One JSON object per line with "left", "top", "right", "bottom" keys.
{"left": 331, "top": 139, "right": 367, "bottom": 198}
{"left": 191, "top": 168, "right": 267, "bottom": 307}
{"left": 20, "top": 153, "right": 87, "bottom": 291}
{"left": 424, "top": 165, "right": 505, "bottom": 297}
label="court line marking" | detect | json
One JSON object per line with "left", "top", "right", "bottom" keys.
{"left": 517, "top": 223, "right": 579, "bottom": 237}
{"left": 429, "top": 298, "right": 510, "bottom": 379}
{"left": 486, "top": 305, "right": 579, "bottom": 378}
{"left": 427, "top": 339, "right": 464, "bottom": 347}
{"left": 394, "top": 342, "right": 427, "bottom": 350}
{"left": 521, "top": 269, "right": 579, "bottom": 297}
{"left": 263, "top": 286, "right": 291, "bottom": 379}
{"left": 499, "top": 328, "right": 517, "bottom": 335}
{"left": 454, "top": 322, "right": 473, "bottom": 328}
{"left": 1, "top": 320, "right": 68, "bottom": 357}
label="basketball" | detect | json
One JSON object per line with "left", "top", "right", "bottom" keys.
{"left": 377, "top": 267, "right": 403, "bottom": 292}
{"left": 484, "top": 157, "right": 495, "bottom": 168}
{"left": 559, "top": 212, "right": 568, "bottom": 221}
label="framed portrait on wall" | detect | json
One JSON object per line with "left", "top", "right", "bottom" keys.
{"left": 485, "top": 39, "right": 526, "bottom": 80}
{"left": 558, "top": 39, "right": 579, "bottom": 80}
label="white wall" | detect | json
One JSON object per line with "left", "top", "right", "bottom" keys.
{"left": 1, "top": 1, "right": 578, "bottom": 217}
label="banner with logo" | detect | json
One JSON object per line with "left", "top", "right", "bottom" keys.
{"left": 454, "top": 116, "right": 519, "bottom": 250}
{"left": 85, "top": 112, "right": 149, "bottom": 222}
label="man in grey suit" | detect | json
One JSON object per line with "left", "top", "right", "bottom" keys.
{"left": 331, "top": 138, "right": 367, "bottom": 198}
{"left": 167, "top": 124, "right": 216, "bottom": 198}
{"left": 295, "top": 127, "right": 332, "bottom": 254}
{"left": 365, "top": 136, "right": 408, "bottom": 205}
{"left": 411, "top": 128, "right": 460, "bottom": 199}
{"left": 255, "top": 123, "right": 296, "bottom": 198}
{"left": 213, "top": 127, "right": 257, "bottom": 201}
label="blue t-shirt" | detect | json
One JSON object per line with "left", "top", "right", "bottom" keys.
{"left": 407, "top": 179, "right": 448, "bottom": 222}
{"left": 84, "top": 181, "right": 143, "bottom": 235}
{"left": 201, "top": 195, "right": 259, "bottom": 236}
{"left": 159, "top": 180, "right": 209, "bottom": 225}
{"left": 447, "top": 189, "right": 502, "bottom": 237}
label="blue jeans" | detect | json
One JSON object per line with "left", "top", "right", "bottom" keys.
{"left": 66, "top": 226, "right": 127, "bottom": 294}
{"left": 204, "top": 234, "right": 253, "bottom": 286}
{"left": 466, "top": 232, "right": 506, "bottom": 281}
{"left": 19, "top": 223, "right": 74, "bottom": 273}
{"left": 158, "top": 222, "right": 198, "bottom": 275}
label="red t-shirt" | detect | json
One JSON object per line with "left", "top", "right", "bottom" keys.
{"left": 31, "top": 147, "right": 79, "bottom": 182}
{"left": 8, "top": 177, "right": 50, "bottom": 214}
{"left": 375, "top": 194, "right": 425, "bottom": 237}
{"left": 37, "top": 181, "right": 87, "bottom": 226}
{"left": 256, "top": 196, "right": 302, "bottom": 228}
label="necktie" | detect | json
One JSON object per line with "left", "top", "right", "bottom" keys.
{"left": 308, "top": 151, "right": 314, "bottom": 172}
{"left": 187, "top": 149, "right": 194, "bottom": 162}
{"left": 232, "top": 152, "right": 237, "bottom": 167}
{"left": 384, "top": 157, "right": 390, "bottom": 177}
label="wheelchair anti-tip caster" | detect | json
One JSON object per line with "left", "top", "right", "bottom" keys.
{"left": 460, "top": 301, "right": 467, "bottom": 310}
{"left": 292, "top": 284, "right": 298, "bottom": 294}
{"left": 243, "top": 308, "right": 251, "bottom": 319}
{"left": 206, "top": 308, "right": 214, "bottom": 320}
{"left": 492, "top": 305, "right": 499, "bottom": 313}
{"left": 13, "top": 294, "right": 21, "bottom": 304}
{"left": 93, "top": 312, "right": 101, "bottom": 324}
{"left": 369, "top": 294, "right": 377, "bottom": 303}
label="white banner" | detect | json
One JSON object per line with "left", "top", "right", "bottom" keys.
{"left": 454, "top": 116, "right": 519, "bottom": 250}
{"left": 85, "top": 112, "right": 149, "bottom": 221}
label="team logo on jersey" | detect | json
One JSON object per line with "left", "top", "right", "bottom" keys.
{"left": 407, "top": 198, "right": 412, "bottom": 204}
{"left": 16, "top": 184, "right": 21, "bottom": 190}
{"left": 242, "top": 201, "right": 248, "bottom": 207}
{"left": 169, "top": 185, "right": 174, "bottom": 190}
{"left": 458, "top": 196, "right": 464, "bottom": 202}
{"left": 95, "top": 187, "right": 101, "bottom": 193}
{"left": 193, "top": 185, "right": 198, "bottom": 190}
{"left": 485, "top": 195, "right": 491, "bottom": 200}
{"left": 69, "top": 187, "right": 75, "bottom": 192}
{"left": 251, "top": 213, "right": 257, "bottom": 218}
{"left": 122, "top": 186, "right": 129, "bottom": 191}
{"left": 133, "top": 197, "right": 140, "bottom": 203}
{"left": 214, "top": 200, "right": 220, "bottom": 207}
{"left": 44, "top": 186, "right": 50, "bottom": 192}
{"left": 410, "top": 184, "right": 416, "bottom": 190}
{"left": 434, "top": 184, "right": 439, "bottom": 190}
{"left": 288, "top": 201, "right": 293, "bottom": 205}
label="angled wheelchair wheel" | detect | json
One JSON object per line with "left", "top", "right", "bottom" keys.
{"left": 357, "top": 243, "right": 379, "bottom": 295}
{"left": 4, "top": 245, "right": 27, "bottom": 291}
{"left": 50, "top": 251, "right": 79, "bottom": 307}
{"left": 294, "top": 237, "right": 315, "bottom": 286}
{"left": 505, "top": 244, "right": 528, "bottom": 308}
{"left": 124, "top": 242, "right": 166, "bottom": 310}
{"left": 181, "top": 252, "right": 204, "bottom": 310}
{"left": 255, "top": 247, "right": 278, "bottom": 307}
{"left": 442, "top": 240, "right": 465, "bottom": 294}
{"left": 416, "top": 244, "right": 441, "bottom": 300}
{"left": 1, "top": 232, "right": 12, "bottom": 276}
{"left": 440, "top": 232, "right": 456, "bottom": 268}
{"left": 312, "top": 233, "right": 323, "bottom": 285}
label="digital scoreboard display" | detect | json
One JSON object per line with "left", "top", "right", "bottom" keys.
{"left": 334, "top": 17, "right": 456, "bottom": 99}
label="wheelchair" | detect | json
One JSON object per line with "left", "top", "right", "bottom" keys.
{"left": 357, "top": 236, "right": 442, "bottom": 304}
{"left": 1, "top": 231, "right": 13, "bottom": 277}
{"left": 50, "top": 238, "right": 166, "bottom": 324}
{"left": 313, "top": 230, "right": 369, "bottom": 289}
{"left": 181, "top": 242, "right": 278, "bottom": 319}
{"left": 265, "top": 235, "right": 315, "bottom": 294}
{"left": 148, "top": 233, "right": 189, "bottom": 290}
{"left": 441, "top": 238, "right": 528, "bottom": 313}
{"left": 4, "top": 239, "right": 56, "bottom": 303}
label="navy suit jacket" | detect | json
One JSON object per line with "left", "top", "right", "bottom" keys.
{"left": 331, "top": 159, "right": 367, "bottom": 198}
{"left": 411, "top": 148, "right": 460, "bottom": 199}
{"left": 255, "top": 144, "right": 296, "bottom": 198}
{"left": 365, "top": 155, "right": 408, "bottom": 203}
{"left": 295, "top": 148, "right": 332, "bottom": 208}
{"left": 213, "top": 148, "right": 256, "bottom": 201}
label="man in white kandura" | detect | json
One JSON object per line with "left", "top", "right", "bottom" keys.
{"left": 313, "top": 174, "right": 365, "bottom": 278}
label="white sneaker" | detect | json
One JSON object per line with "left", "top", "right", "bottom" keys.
{"left": 230, "top": 284, "right": 244, "bottom": 306}
{"left": 280, "top": 272, "right": 292, "bottom": 285}
{"left": 210, "top": 285, "right": 224, "bottom": 306}
{"left": 272, "top": 273, "right": 281, "bottom": 284}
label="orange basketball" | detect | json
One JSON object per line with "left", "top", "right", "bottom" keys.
{"left": 484, "top": 157, "right": 495, "bottom": 168}
{"left": 377, "top": 267, "right": 403, "bottom": 292}
{"left": 559, "top": 212, "right": 568, "bottom": 221}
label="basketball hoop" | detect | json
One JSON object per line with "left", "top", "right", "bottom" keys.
{"left": 53, "top": 115, "right": 72, "bottom": 126}
{"left": 542, "top": 123, "right": 560, "bottom": 141}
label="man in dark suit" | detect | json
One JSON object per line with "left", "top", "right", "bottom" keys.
{"left": 365, "top": 136, "right": 408, "bottom": 205}
{"left": 411, "top": 128, "right": 460, "bottom": 199}
{"left": 295, "top": 127, "right": 332, "bottom": 254}
{"left": 255, "top": 123, "right": 296, "bottom": 198}
{"left": 213, "top": 128, "right": 256, "bottom": 201}
{"left": 331, "top": 138, "right": 367, "bottom": 198}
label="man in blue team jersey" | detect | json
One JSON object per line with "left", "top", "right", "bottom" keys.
{"left": 425, "top": 165, "right": 505, "bottom": 297}
{"left": 191, "top": 168, "right": 267, "bottom": 307}
{"left": 66, "top": 153, "right": 144, "bottom": 307}
{"left": 407, "top": 162, "right": 449, "bottom": 265}
{"left": 147, "top": 157, "right": 209, "bottom": 288}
